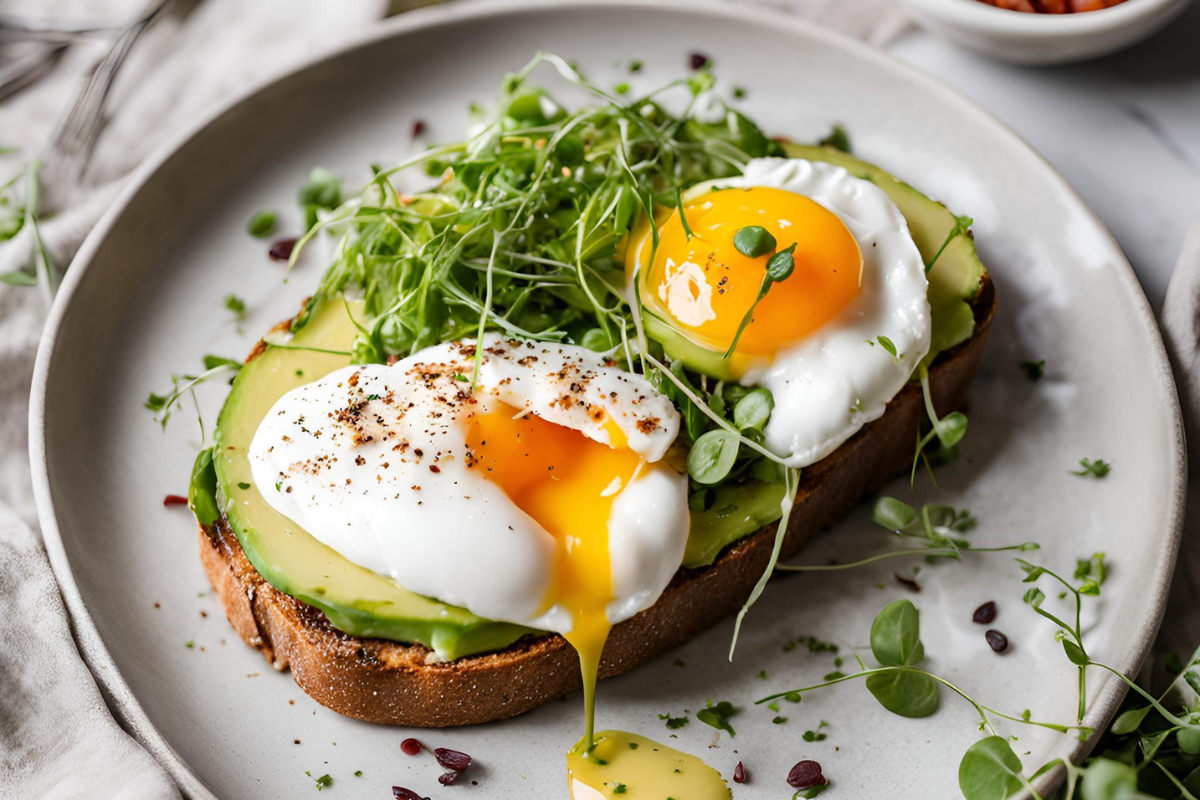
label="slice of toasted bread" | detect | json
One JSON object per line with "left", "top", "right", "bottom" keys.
{"left": 199, "top": 277, "right": 995, "bottom": 727}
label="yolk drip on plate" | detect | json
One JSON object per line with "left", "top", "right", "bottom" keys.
{"left": 566, "top": 730, "right": 731, "bottom": 800}
{"left": 466, "top": 406, "right": 729, "bottom": 796}
{"left": 629, "top": 186, "right": 863, "bottom": 359}
{"left": 465, "top": 405, "right": 642, "bottom": 747}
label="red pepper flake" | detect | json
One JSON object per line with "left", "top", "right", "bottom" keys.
{"left": 986, "top": 629, "right": 1009, "bottom": 653}
{"left": 787, "top": 761, "right": 827, "bottom": 789}
{"left": 411, "top": 120, "right": 426, "bottom": 137}
{"left": 689, "top": 52, "right": 710, "bottom": 70}
{"left": 392, "top": 788, "right": 428, "bottom": 800}
{"left": 400, "top": 738, "right": 423, "bottom": 756}
{"left": 733, "top": 761, "right": 746, "bottom": 783}
{"left": 973, "top": 601, "right": 997, "bottom": 624}
{"left": 894, "top": 573, "right": 921, "bottom": 592}
{"left": 268, "top": 237, "right": 298, "bottom": 262}
{"left": 163, "top": 494, "right": 188, "bottom": 507}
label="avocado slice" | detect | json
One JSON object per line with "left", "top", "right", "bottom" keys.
{"left": 209, "top": 298, "right": 535, "bottom": 660}
{"left": 683, "top": 480, "right": 788, "bottom": 568}
{"left": 646, "top": 144, "right": 987, "bottom": 377}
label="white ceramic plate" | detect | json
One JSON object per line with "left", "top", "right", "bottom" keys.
{"left": 30, "top": 1, "right": 1185, "bottom": 798}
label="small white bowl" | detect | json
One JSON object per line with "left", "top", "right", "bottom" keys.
{"left": 898, "top": 0, "right": 1194, "bottom": 64}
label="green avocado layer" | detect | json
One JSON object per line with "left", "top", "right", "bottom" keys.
{"left": 200, "top": 149, "right": 986, "bottom": 660}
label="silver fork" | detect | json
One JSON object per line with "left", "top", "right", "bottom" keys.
{"left": 39, "top": 0, "right": 172, "bottom": 211}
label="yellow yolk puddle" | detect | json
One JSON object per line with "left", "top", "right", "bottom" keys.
{"left": 628, "top": 186, "right": 863, "bottom": 359}
{"left": 465, "top": 406, "right": 642, "bottom": 748}
{"left": 566, "top": 730, "right": 732, "bottom": 800}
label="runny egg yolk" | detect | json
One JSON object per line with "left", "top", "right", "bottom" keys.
{"left": 465, "top": 406, "right": 642, "bottom": 746}
{"left": 631, "top": 186, "right": 863, "bottom": 359}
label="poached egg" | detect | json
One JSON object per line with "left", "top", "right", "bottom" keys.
{"left": 247, "top": 335, "right": 690, "bottom": 672}
{"left": 627, "top": 157, "right": 932, "bottom": 468}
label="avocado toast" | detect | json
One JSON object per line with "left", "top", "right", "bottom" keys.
{"left": 183, "top": 57, "right": 995, "bottom": 728}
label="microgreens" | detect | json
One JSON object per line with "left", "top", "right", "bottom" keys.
{"left": 696, "top": 699, "right": 739, "bottom": 737}
{"left": 876, "top": 335, "right": 899, "bottom": 362}
{"left": 953, "top": 575, "right": 1200, "bottom": 800}
{"left": 247, "top": 210, "right": 276, "bottom": 238}
{"left": 297, "top": 167, "right": 342, "bottom": 231}
{"left": 1073, "top": 552, "right": 1107, "bottom": 596}
{"left": 733, "top": 225, "right": 776, "bottom": 258}
{"left": 912, "top": 364, "right": 968, "bottom": 487}
{"left": 819, "top": 125, "right": 851, "bottom": 154}
{"left": 1072, "top": 458, "right": 1111, "bottom": 479}
{"left": 803, "top": 721, "right": 829, "bottom": 742}
{"left": 759, "top": 598, "right": 1089, "bottom": 738}
{"left": 729, "top": 464, "right": 801, "bottom": 659}
{"left": 722, "top": 242, "right": 797, "bottom": 359}
{"left": 0, "top": 161, "right": 58, "bottom": 297}
{"left": 313, "top": 773, "right": 332, "bottom": 791}
{"left": 146, "top": 355, "right": 242, "bottom": 432}
{"left": 776, "top": 498, "right": 1035, "bottom": 574}
{"left": 926, "top": 214, "right": 973, "bottom": 275}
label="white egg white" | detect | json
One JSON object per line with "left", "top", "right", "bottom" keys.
{"left": 247, "top": 335, "right": 689, "bottom": 634}
{"left": 697, "top": 157, "right": 932, "bottom": 468}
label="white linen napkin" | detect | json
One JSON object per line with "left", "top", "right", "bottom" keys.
{"left": 0, "top": 1, "right": 913, "bottom": 797}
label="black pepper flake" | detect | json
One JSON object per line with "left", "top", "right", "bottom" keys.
{"left": 973, "top": 601, "right": 997, "bottom": 624}
{"left": 894, "top": 573, "right": 921, "bottom": 593}
{"left": 689, "top": 52, "right": 710, "bottom": 70}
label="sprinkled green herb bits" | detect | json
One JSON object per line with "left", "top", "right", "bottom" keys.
{"left": 246, "top": 210, "right": 276, "bottom": 238}
{"left": 733, "top": 225, "right": 776, "bottom": 258}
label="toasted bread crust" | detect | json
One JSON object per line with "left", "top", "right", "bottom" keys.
{"left": 199, "top": 278, "right": 995, "bottom": 727}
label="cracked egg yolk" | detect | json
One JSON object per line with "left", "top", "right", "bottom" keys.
{"left": 465, "top": 407, "right": 641, "bottom": 740}
{"left": 629, "top": 186, "right": 863, "bottom": 359}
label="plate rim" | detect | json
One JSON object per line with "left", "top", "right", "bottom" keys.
{"left": 28, "top": 0, "right": 1186, "bottom": 797}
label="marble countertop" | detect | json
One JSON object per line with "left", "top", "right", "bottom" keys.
{"left": 888, "top": 5, "right": 1200, "bottom": 313}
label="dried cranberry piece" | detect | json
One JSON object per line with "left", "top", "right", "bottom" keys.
{"left": 392, "top": 788, "right": 428, "bottom": 800}
{"left": 434, "top": 747, "right": 472, "bottom": 772}
{"left": 986, "top": 629, "right": 1009, "bottom": 653}
{"left": 689, "top": 52, "right": 710, "bottom": 70}
{"left": 400, "top": 737, "right": 423, "bottom": 756}
{"left": 411, "top": 120, "right": 426, "bottom": 137}
{"left": 733, "top": 761, "right": 746, "bottom": 783}
{"left": 438, "top": 770, "right": 461, "bottom": 786}
{"left": 787, "top": 760, "right": 827, "bottom": 789}
{"left": 895, "top": 573, "right": 921, "bottom": 592}
{"left": 973, "top": 601, "right": 997, "bottom": 624}
{"left": 268, "top": 238, "right": 297, "bottom": 262}
{"left": 163, "top": 494, "right": 188, "bottom": 507}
